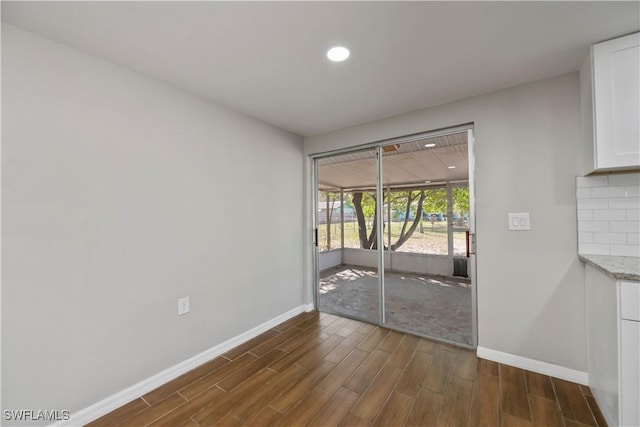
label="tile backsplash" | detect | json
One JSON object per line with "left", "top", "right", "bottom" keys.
{"left": 577, "top": 172, "right": 640, "bottom": 257}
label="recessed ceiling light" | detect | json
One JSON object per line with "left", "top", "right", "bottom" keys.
{"left": 424, "top": 143, "right": 436, "bottom": 148}
{"left": 424, "top": 180, "right": 432, "bottom": 183}
{"left": 327, "top": 46, "right": 350, "bottom": 62}
{"left": 447, "top": 166, "right": 456, "bottom": 169}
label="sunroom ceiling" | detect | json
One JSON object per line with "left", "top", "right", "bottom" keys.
{"left": 317, "top": 132, "right": 468, "bottom": 191}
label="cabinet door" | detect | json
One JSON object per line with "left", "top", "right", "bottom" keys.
{"left": 620, "top": 319, "right": 640, "bottom": 427}
{"left": 593, "top": 33, "right": 640, "bottom": 170}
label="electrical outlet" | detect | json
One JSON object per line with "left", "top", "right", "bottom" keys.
{"left": 178, "top": 296, "right": 190, "bottom": 315}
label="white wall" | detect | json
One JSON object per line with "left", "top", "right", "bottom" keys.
{"left": 305, "top": 73, "right": 586, "bottom": 373}
{"left": 1, "top": 25, "right": 304, "bottom": 419}
{"left": 318, "top": 249, "right": 342, "bottom": 271}
{"left": 335, "top": 249, "right": 454, "bottom": 277}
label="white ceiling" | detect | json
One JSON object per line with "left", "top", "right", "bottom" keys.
{"left": 318, "top": 132, "right": 468, "bottom": 190}
{"left": 2, "top": 2, "right": 638, "bottom": 137}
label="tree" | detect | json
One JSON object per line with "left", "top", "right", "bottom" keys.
{"left": 423, "top": 188, "right": 447, "bottom": 214}
{"left": 352, "top": 192, "right": 377, "bottom": 249}
{"left": 389, "top": 190, "right": 426, "bottom": 251}
{"left": 351, "top": 190, "right": 425, "bottom": 251}
{"left": 452, "top": 187, "right": 469, "bottom": 215}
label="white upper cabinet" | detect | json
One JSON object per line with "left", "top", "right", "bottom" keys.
{"left": 582, "top": 33, "right": 640, "bottom": 173}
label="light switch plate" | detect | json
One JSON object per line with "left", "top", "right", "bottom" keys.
{"left": 508, "top": 213, "right": 531, "bottom": 231}
{"left": 178, "top": 296, "right": 190, "bottom": 315}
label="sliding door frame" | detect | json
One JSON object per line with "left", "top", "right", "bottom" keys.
{"left": 311, "top": 123, "right": 477, "bottom": 348}
{"left": 375, "top": 146, "right": 386, "bottom": 324}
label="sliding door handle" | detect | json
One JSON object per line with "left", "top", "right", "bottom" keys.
{"left": 467, "top": 232, "right": 476, "bottom": 256}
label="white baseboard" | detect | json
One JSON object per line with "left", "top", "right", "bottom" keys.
{"left": 53, "top": 305, "right": 310, "bottom": 427}
{"left": 477, "top": 346, "right": 588, "bottom": 385}
{"left": 304, "top": 302, "right": 315, "bottom": 312}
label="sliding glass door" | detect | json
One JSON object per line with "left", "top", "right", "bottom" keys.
{"left": 315, "top": 147, "right": 380, "bottom": 325}
{"left": 313, "top": 128, "right": 476, "bottom": 348}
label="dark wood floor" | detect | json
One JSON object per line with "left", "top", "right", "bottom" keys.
{"left": 88, "top": 311, "right": 606, "bottom": 427}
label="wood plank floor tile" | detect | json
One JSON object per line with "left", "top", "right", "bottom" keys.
{"left": 249, "top": 326, "right": 305, "bottom": 357}
{"left": 269, "top": 360, "right": 335, "bottom": 413}
{"left": 501, "top": 412, "right": 534, "bottom": 427}
{"left": 348, "top": 365, "right": 402, "bottom": 422}
{"left": 552, "top": 378, "right": 597, "bottom": 426}
{"left": 87, "top": 397, "right": 149, "bottom": 427}
{"left": 584, "top": 394, "right": 607, "bottom": 427}
{"left": 323, "top": 331, "right": 369, "bottom": 364}
{"left": 318, "top": 348, "right": 369, "bottom": 393}
{"left": 564, "top": 418, "right": 596, "bottom": 427}
{"left": 212, "top": 412, "right": 243, "bottom": 427}
{"left": 437, "top": 376, "right": 473, "bottom": 427}
{"left": 376, "top": 330, "right": 404, "bottom": 352}
{"left": 526, "top": 371, "right": 556, "bottom": 400}
{"left": 93, "top": 311, "right": 608, "bottom": 427}
{"left": 500, "top": 364, "right": 531, "bottom": 421}
{"left": 273, "top": 312, "right": 315, "bottom": 332}
{"left": 148, "top": 386, "right": 224, "bottom": 427}
{"left": 580, "top": 385, "right": 593, "bottom": 397}
{"left": 338, "top": 413, "right": 371, "bottom": 427}
{"left": 395, "top": 351, "right": 434, "bottom": 398}
{"left": 273, "top": 388, "right": 332, "bottom": 427}
{"left": 217, "top": 348, "right": 286, "bottom": 392}
{"left": 307, "top": 387, "right": 360, "bottom": 427}
{"left": 321, "top": 316, "right": 351, "bottom": 336}
{"left": 296, "top": 334, "right": 346, "bottom": 369}
{"left": 385, "top": 334, "right": 419, "bottom": 368}
{"left": 343, "top": 349, "right": 390, "bottom": 394}
{"left": 468, "top": 372, "right": 500, "bottom": 427}
{"left": 179, "top": 353, "right": 257, "bottom": 400}
{"left": 529, "top": 394, "right": 564, "bottom": 427}
{"left": 356, "top": 322, "right": 376, "bottom": 334}
{"left": 416, "top": 337, "right": 439, "bottom": 354}
{"left": 168, "top": 419, "right": 197, "bottom": 427}
{"left": 372, "top": 391, "right": 414, "bottom": 426}
{"left": 243, "top": 406, "right": 281, "bottom": 426}
{"left": 453, "top": 348, "right": 477, "bottom": 381}
{"left": 438, "top": 342, "right": 460, "bottom": 352}
{"left": 422, "top": 348, "right": 454, "bottom": 394}
{"left": 232, "top": 365, "right": 306, "bottom": 421}
{"left": 119, "top": 393, "right": 186, "bottom": 427}
{"left": 315, "top": 315, "right": 341, "bottom": 332}
{"left": 356, "top": 327, "right": 389, "bottom": 352}
{"left": 270, "top": 336, "right": 323, "bottom": 372}
{"left": 295, "top": 313, "right": 325, "bottom": 330}
{"left": 222, "top": 330, "right": 280, "bottom": 360}
{"left": 276, "top": 327, "right": 321, "bottom": 353}
{"left": 335, "top": 319, "right": 364, "bottom": 338}
{"left": 477, "top": 358, "right": 499, "bottom": 376}
{"left": 143, "top": 357, "right": 229, "bottom": 405}
{"left": 193, "top": 368, "right": 278, "bottom": 425}
{"left": 405, "top": 388, "right": 444, "bottom": 427}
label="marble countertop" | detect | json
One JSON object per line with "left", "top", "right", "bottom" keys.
{"left": 580, "top": 254, "right": 640, "bottom": 281}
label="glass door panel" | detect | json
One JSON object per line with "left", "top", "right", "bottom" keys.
{"left": 316, "top": 148, "right": 380, "bottom": 325}
{"left": 313, "top": 129, "right": 475, "bottom": 348}
{"left": 380, "top": 134, "right": 473, "bottom": 346}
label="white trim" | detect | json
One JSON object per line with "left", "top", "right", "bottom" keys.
{"left": 304, "top": 303, "right": 315, "bottom": 312}
{"left": 52, "top": 305, "right": 310, "bottom": 427}
{"left": 477, "top": 346, "right": 589, "bottom": 385}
